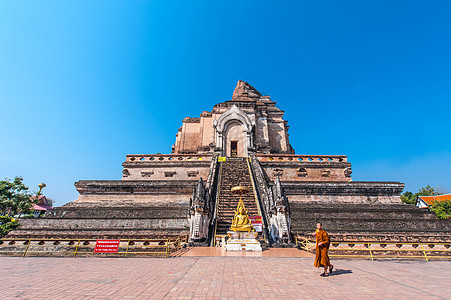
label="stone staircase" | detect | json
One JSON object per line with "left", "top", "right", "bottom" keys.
{"left": 215, "top": 158, "right": 260, "bottom": 235}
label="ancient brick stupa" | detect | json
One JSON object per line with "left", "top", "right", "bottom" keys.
{"left": 9, "top": 81, "right": 450, "bottom": 245}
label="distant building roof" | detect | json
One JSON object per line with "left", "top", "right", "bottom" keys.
{"left": 33, "top": 204, "right": 53, "bottom": 211}
{"left": 30, "top": 195, "right": 53, "bottom": 208}
{"left": 418, "top": 194, "right": 451, "bottom": 205}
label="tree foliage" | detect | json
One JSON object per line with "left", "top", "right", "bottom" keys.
{"left": 430, "top": 200, "right": 451, "bottom": 219}
{"left": 0, "top": 177, "right": 37, "bottom": 237}
{"left": 401, "top": 185, "right": 450, "bottom": 219}
{"left": 0, "top": 216, "right": 19, "bottom": 237}
{"left": 401, "top": 185, "right": 439, "bottom": 205}
{"left": 0, "top": 177, "right": 34, "bottom": 216}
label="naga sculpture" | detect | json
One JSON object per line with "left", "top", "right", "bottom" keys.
{"left": 268, "top": 176, "right": 291, "bottom": 244}
{"left": 188, "top": 177, "right": 213, "bottom": 243}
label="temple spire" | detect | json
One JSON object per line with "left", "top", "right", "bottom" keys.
{"left": 232, "top": 80, "right": 262, "bottom": 100}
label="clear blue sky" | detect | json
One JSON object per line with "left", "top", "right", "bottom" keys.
{"left": 1, "top": 1, "right": 450, "bottom": 206}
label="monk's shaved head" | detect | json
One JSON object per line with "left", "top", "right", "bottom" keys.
{"left": 316, "top": 222, "right": 322, "bottom": 230}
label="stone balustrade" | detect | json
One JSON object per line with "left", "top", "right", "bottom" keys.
{"left": 126, "top": 154, "right": 213, "bottom": 163}
{"left": 255, "top": 154, "right": 348, "bottom": 163}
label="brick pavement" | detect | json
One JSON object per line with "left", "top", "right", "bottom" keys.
{"left": 0, "top": 257, "right": 449, "bottom": 299}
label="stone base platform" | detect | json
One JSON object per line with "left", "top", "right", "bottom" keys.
{"left": 182, "top": 247, "right": 313, "bottom": 257}
{"left": 225, "top": 231, "right": 262, "bottom": 251}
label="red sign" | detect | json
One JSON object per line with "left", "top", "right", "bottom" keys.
{"left": 94, "top": 240, "right": 120, "bottom": 253}
{"left": 250, "top": 216, "right": 263, "bottom": 232}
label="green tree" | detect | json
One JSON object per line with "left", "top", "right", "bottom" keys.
{"left": 401, "top": 185, "right": 439, "bottom": 205}
{"left": 400, "top": 191, "right": 416, "bottom": 204}
{"left": 45, "top": 197, "right": 54, "bottom": 207}
{"left": 418, "top": 185, "right": 438, "bottom": 197}
{"left": 430, "top": 200, "right": 451, "bottom": 219}
{"left": 0, "top": 177, "right": 34, "bottom": 216}
{"left": 0, "top": 177, "right": 38, "bottom": 237}
{"left": 0, "top": 216, "right": 19, "bottom": 237}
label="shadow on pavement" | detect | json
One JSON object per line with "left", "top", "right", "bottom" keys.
{"left": 329, "top": 269, "right": 353, "bottom": 276}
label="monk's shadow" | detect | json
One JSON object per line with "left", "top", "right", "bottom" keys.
{"left": 329, "top": 269, "right": 353, "bottom": 276}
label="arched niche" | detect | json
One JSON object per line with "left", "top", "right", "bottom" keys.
{"left": 213, "top": 104, "right": 254, "bottom": 157}
{"left": 223, "top": 121, "right": 245, "bottom": 157}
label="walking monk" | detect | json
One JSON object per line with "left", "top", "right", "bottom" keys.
{"left": 312, "top": 222, "right": 334, "bottom": 277}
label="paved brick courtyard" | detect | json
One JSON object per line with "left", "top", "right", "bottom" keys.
{"left": 0, "top": 257, "right": 449, "bottom": 299}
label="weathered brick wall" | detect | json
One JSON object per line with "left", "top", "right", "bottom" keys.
{"left": 122, "top": 156, "right": 212, "bottom": 181}
{"left": 8, "top": 215, "right": 189, "bottom": 239}
{"left": 73, "top": 180, "right": 196, "bottom": 204}
{"left": 6, "top": 203, "right": 191, "bottom": 239}
{"left": 257, "top": 155, "right": 352, "bottom": 182}
{"left": 180, "top": 120, "right": 202, "bottom": 151}
{"left": 283, "top": 181, "right": 404, "bottom": 204}
{"left": 290, "top": 202, "right": 451, "bottom": 236}
{"left": 17, "top": 218, "right": 188, "bottom": 230}
{"left": 47, "top": 205, "right": 188, "bottom": 218}
{"left": 287, "top": 194, "right": 401, "bottom": 204}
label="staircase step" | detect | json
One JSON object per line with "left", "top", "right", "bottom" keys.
{"left": 215, "top": 159, "right": 261, "bottom": 235}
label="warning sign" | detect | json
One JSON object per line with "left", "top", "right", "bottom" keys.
{"left": 218, "top": 157, "right": 226, "bottom": 162}
{"left": 94, "top": 240, "right": 120, "bottom": 253}
{"left": 250, "top": 216, "right": 262, "bottom": 232}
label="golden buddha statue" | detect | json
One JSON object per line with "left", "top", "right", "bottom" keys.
{"left": 230, "top": 199, "right": 255, "bottom": 232}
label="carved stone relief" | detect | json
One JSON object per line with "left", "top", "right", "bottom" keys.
{"left": 141, "top": 171, "right": 154, "bottom": 177}
{"left": 296, "top": 167, "right": 308, "bottom": 177}
{"left": 187, "top": 170, "right": 199, "bottom": 177}
{"left": 321, "top": 170, "right": 331, "bottom": 177}
{"left": 164, "top": 171, "right": 177, "bottom": 177}
{"left": 272, "top": 168, "right": 284, "bottom": 177}
{"left": 344, "top": 167, "right": 352, "bottom": 178}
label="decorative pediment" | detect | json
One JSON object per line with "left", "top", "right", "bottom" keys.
{"left": 215, "top": 104, "right": 254, "bottom": 133}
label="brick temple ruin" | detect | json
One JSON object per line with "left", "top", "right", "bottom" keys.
{"left": 8, "top": 81, "right": 450, "bottom": 246}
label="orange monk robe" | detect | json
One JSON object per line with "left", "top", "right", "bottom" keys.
{"left": 314, "top": 229, "right": 330, "bottom": 268}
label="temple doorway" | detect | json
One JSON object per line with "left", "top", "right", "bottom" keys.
{"left": 224, "top": 121, "right": 246, "bottom": 157}
{"left": 230, "top": 141, "right": 238, "bottom": 157}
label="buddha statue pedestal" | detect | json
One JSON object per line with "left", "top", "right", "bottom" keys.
{"left": 225, "top": 186, "right": 262, "bottom": 251}
{"left": 225, "top": 231, "right": 262, "bottom": 252}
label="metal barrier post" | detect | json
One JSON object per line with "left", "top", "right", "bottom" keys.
{"left": 420, "top": 243, "right": 429, "bottom": 262}
{"left": 73, "top": 240, "right": 81, "bottom": 258}
{"left": 124, "top": 240, "right": 131, "bottom": 258}
{"left": 165, "top": 239, "right": 170, "bottom": 258}
{"left": 303, "top": 238, "right": 314, "bottom": 251}
{"left": 368, "top": 243, "right": 374, "bottom": 261}
{"left": 22, "top": 239, "right": 31, "bottom": 257}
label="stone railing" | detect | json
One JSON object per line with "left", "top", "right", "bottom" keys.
{"left": 126, "top": 154, "right": 213, "bottom": 162}
{"left": 255, "top": 154, "right": 348, "bottom": 163}
{"left": 206, "top": 155, "right": 219, "bottom": 190}
{"left": 249, "top": 156, "right": 273, "bottom": 219}
{"left": 249, "top": 156, "right": 274, "bottom": 243}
